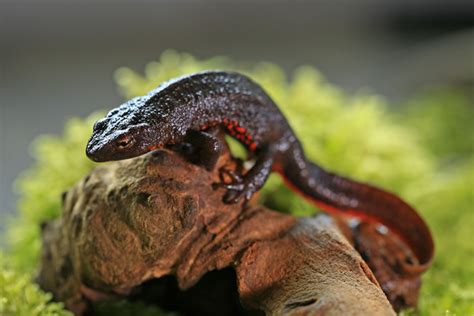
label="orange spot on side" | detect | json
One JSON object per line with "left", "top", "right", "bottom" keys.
{"left": 249, "top": 143, "right": 257, "bottom": 151}
{"left": 148, "top": 145, "right": 159, "bottom": 151}
{"left": 236, "top": 126, "right": 246, "bottom": 134}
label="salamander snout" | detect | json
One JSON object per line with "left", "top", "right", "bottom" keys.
{"left": 85, "top": 136, "right": 107, "bottom": 162}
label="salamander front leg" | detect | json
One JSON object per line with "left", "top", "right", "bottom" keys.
{"left": 168, "top": 129, "right": 223, "bottom": 171}
{"left": 214, "top": 145, "right": 275, "bottom": 204}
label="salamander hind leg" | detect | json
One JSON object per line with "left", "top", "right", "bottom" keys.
{"left": 213, "top": 144, "right": 275, "bottom": 204}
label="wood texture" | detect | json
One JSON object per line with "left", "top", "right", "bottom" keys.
{"left": 37, "top": 146, "right": 421, "bottom": 315}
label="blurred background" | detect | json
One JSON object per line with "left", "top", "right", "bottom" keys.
{"left": 0, "top": 0, "right": 473, "bottom": 231}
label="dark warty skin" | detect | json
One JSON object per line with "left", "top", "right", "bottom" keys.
{"left": 86, "top": 70, "right": 434, "bottom": 270}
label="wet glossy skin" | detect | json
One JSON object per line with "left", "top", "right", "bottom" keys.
{"left": 86, "top": 71, "right": 434, "bottom": 269}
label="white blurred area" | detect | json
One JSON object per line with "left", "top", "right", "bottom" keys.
{"left": 0, "top": 0, "right": 473, "bottom": 230}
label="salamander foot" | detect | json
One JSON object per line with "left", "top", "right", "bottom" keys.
{"left": 212, "top": 164, "right": 255, "bottom": 203}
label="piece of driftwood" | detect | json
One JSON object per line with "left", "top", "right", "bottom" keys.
{"left": 37, "top": 143, "right": 425, "bottom": 315}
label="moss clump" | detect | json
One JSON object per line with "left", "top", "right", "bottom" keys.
{"left": 2, "top": 51, "right": 473, "bottom": 315}
{"left": 5, "top": 115, "right": 102, "bottom": 273}
{"left": 398, "top": 89, "right": 474, "bottom": 316}
{"left": 0, "top": 255, "right": 72, "bottom": 316}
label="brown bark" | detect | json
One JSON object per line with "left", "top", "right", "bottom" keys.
{"left": 37, "top": 144, "right": 423, "bottom": 315}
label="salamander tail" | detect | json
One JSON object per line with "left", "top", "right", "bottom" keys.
{"left": 279, "top": 159, "right": 434, "bottom": 271}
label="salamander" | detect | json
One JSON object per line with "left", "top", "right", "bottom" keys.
{"left": 86, "top": 70, "right": 434, "bottom": 269}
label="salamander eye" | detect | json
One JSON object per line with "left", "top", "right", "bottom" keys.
{"left": 116, "top": 135, "right": 133, "bottom": 149}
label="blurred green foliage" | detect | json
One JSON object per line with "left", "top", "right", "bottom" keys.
{"left": 398, "top": 89, "right": 474, "bottom": 316}
{"left": 401, "top": 88, "right": 474, "bottom": 160}
{"left": 1, "top": 51, "right": 473, "bottom": 315}
{"left": 4, "top": 115, "right": 101, "bottom": 273}
{"left": 0, "top": 257, "right": 71, "bottom": 316}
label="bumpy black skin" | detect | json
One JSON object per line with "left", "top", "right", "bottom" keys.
{"left": 86, "top": 71, "right": 433, "bottom": 268}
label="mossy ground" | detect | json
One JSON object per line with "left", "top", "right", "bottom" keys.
{"left": 1, "top": 51, "right": 472, "bottom": 315}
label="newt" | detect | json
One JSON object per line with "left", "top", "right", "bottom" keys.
{"left": 86, "top": 71, "right": 434, "bottom": 270}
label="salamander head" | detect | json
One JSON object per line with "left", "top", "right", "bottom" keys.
{"left": 86, "top": 96, "right": 168, "bottom": 162}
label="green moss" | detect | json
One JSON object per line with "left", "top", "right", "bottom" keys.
{"left": 5, "top": 115, "right": 103, "bottom": 273}
{"left": 0, "top": 255, "right": 72, "bottom": 316}
{"left": 2, "top": 51, "right": 473, "bottom": 315}
{"left": 399, "top": 91, "right": 474, "bottom": 315}
{"left": 400, "top": 88, "right": 474, "bottom": 160}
